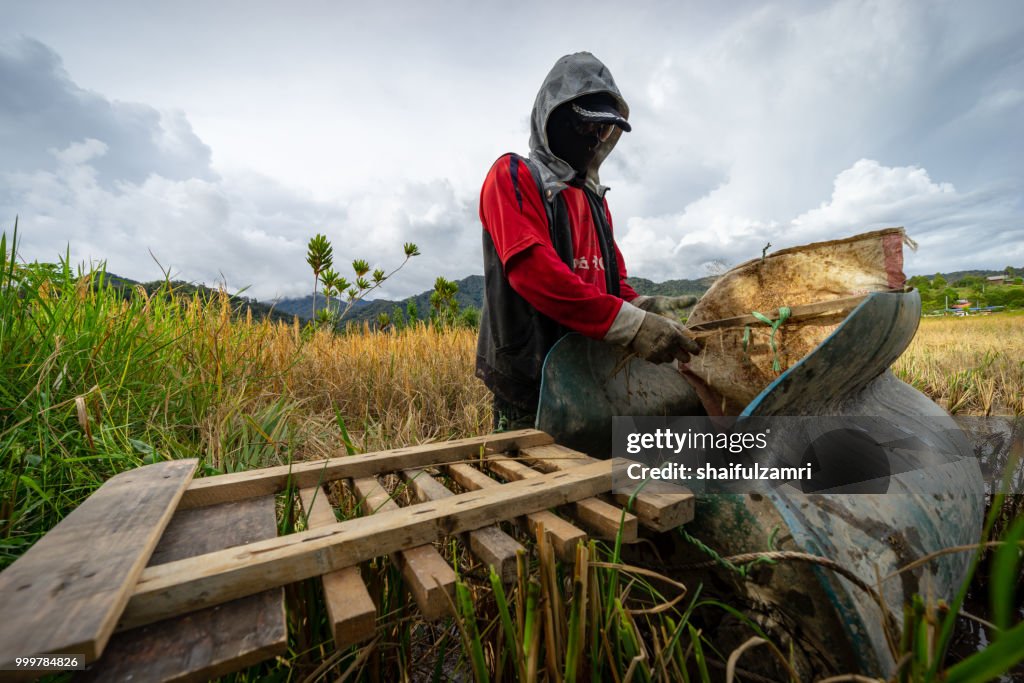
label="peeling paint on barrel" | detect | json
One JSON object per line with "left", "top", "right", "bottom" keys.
{"left": 667, "top": 293, "right": 985, "bottom": 678}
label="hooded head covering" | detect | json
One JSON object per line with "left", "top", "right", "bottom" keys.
{"left": 528, "top": 52, "right": 630, "bottom": 198}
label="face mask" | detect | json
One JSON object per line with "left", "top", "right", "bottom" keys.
{"left": 546, "top": 102, "right": 605, "bottom": 180}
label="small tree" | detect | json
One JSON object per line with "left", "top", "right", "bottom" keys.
{"left": 956, "top": 275, "right": 983, "bottom": 289}
{"left": 430, "top": 276, "right": 460, "bottom": 328}
{"left": 907, "top": 275, "right": 931, "bottom": 291}
{"left": 1005, "top": 288, "right": 1024, "bottom": 307}
{"left": 986, "top": 288, "right": 1007, "bottom": 307}
{"left": 333, "top": 243, "right": 421, "bottom": 323}
{"left": 306, "top": 234, "right": 334, "bottom": 319}
{"left": 302, "top": 238, "right": 420, "bottom": 330}
{"left": 459, "top": 307, "right": 480, "bottom": 328}
{"left": 390, "top": 305, "right": 406, "bottom": 331}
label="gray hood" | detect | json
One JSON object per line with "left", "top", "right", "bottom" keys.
{"left": 528, "top": 52, "right": 630, "bottom": 198}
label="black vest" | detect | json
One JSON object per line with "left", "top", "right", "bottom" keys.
{"left": 476, "top": 154, "right": 621, "bottom": 413}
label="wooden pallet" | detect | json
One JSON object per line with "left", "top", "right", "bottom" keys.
{"left": 0, "top": 429, "right": 693, "bottom": 681}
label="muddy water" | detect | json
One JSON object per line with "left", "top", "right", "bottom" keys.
{"left": 947, "top": 591, "right": 1024, "bottom": 681}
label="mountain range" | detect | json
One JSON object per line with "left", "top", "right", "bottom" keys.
{"left": 271, "top": 274, "right": 715, "bottom": 323}
{"left": 101, "top": 266, "right": 1020, "bottom": 325}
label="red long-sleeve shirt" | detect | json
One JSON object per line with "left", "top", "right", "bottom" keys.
{"left": 479, "top": 155, "right": 639, "bottom": 340}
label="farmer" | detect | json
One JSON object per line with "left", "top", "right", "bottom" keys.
{"left": 477, "top": 51, "right": 701, "bottom": 430}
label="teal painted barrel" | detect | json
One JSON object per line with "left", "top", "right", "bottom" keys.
{"left": 731, "top": 290, "right": 983, "bottom": 676}
{"left": 537, "top": 290, "right": 985, "bottom": 678}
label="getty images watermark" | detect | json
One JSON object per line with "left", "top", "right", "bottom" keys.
{"left": 611, "top": 415, "right": 1023, "bottom": 496}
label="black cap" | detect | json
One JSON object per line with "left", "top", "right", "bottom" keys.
{"left": 570, "top": 93, "right": 632, "bottom": 133}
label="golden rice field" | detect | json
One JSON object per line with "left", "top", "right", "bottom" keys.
{"left": 5, "top": 269, "right": 1022, "bottom": 525}
{"left": 211, "top": 309, "right": 1024, "bottom": 477}
{"left": 284, "top": 313, "right": 1024, "bottom": 446}
{"left": 5, "top": 268, "right": 1023, "bottom": 680}
{"left": 260, "top": 311, "right": 1024, "bottom": 468}
{"left": 282, "top": 320, "right": 492, "bottom": 453}
{"left": 171, "top": 311, "right": 494, "bottom": 472}
{"left": 893, "top": 312, "right": 1024, "bottom": 416}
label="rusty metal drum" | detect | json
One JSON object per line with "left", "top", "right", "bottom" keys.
{"left": 537, "top": 290, "right": 984, "bottom": 678}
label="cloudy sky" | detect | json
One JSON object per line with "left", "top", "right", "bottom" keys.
{"left": 1, "top": 1, "right": 1021, "bottom": 301}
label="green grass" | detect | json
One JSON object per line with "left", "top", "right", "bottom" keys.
{"left": 1, "top": 226, "right": 296, "bottom": 565}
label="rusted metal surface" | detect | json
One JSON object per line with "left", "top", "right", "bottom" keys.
{"left": 695, "top": 291, "right": 983, "bottom": 677}
{"left": 540, "top": 290, "right": 984, "bottom": 678}
{"left": 537, "top": 332, "right": 703, "bottom": 458}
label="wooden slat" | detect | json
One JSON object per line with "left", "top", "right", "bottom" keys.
{"left": 0, "top": 459, "right": 197, "bottom": 668}
{"left": 685, "top": 292, "right": 871, "bottom": 331}
{"left": 487, "top": 457, "right": 638, "bottom": 542}
{"left": 351, "top": 477, "right": 456, "bottom": 621}
{"left": 80, "top": 496, "right": 286, "bottom": 682}
{"left": 521, "top": 444, "right": 695, "bottom": 531}
{"left": 446, "top": 463, "right": 586, "bottom": 561}
{"left": 402, "top": 469, "right": 523, "bottom": 584}
{"left": 299, "top": 487, "right": 376, "bottom": 648}
{"left": 120, "top": 460, "right": 619, "bottom": 630}
{"left": 181, "top": 429, "right": 554, "bottom": 509}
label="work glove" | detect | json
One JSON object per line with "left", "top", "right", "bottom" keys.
{"left": 633, "top": 295, "right": 699, "bottom": 320}
{"left": 627, "top": 311, "right": 702, "bottom": 364}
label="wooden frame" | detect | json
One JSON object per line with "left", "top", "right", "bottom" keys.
{"left": 0, "top": 430, "right": 693, "bottom": 681}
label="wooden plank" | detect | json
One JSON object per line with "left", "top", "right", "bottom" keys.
{"left": 79, "top": 496, "right": 286, "bottom": 682}
{"left": 486, "top": 457, "right": 638, "bottom": 542}
{"left": 0, "top": 459, "right": 197, "bottom": 668}
{"left": 685, "top": 292, "right": 871, "bottom": 331}
{"left": 521, "top": 444, "right": 695, "bottom": 532}
{"left": 446, "top": 463, "right": 586, "bottom": 562}
{"left": 120, "top": 460, "right": 618, "bottom": 630}
{"left": 402, "top": 469, "right": 523, "bottom": 584}
{"left": 298, "top": 487, "right": 376, "bottom": 649}
{"left": 351, "top": 477, "right": 456, "bottom": 621}
{"left": 180, "top": 429, "right": 554, "bottom": 509}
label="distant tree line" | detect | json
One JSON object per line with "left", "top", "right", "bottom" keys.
{"left": 908, "top": 268, "right": 1024, "bottom": 312}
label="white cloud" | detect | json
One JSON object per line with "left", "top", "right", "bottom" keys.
{"left": 793, "top": 160, "right": 955, "bottom": 232}
{"left": 0, "top": 38, "right": 214, "bottom": 186}
{"left": 4, "top": 140, "right": 480, "bottom": 300}
{"left": 617, "top": 158, "right": 1021, "bottom": 281}
{"left": 0, "top": 38, "right": 482, "bottom": 300}
{"left": 605, "top": 0, "right": 1022, "bottom": 281}
{"left": 791, "top": 159, "right": 1022, "bottom": 276}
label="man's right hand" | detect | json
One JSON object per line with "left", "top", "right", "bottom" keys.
{"left": 627, "top": 312, "right": 702, "bottom": 364}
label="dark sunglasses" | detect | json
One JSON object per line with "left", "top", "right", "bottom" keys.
{"left": 570, "top": 118, "right": 616, "bottom": 142}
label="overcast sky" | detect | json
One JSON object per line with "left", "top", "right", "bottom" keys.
{"left": 1, "top": 1, "right": 1021, "bottom": 301}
